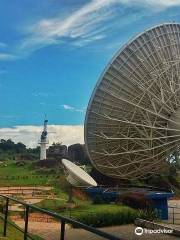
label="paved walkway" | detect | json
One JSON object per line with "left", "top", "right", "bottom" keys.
{"left": 14, "top": 222, "right": 178, "bottom": 240}
{"left": 168, "top": 199, "right": 180, "bottom": 225}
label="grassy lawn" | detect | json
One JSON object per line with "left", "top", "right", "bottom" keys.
{"left": 0, "top": 161, "right": 55, "bottom": 186}
{"left": 34, "top": 198, "right": 138, "bottom": 227}
{"left": 34, "top": 196, "right": 91, "bottom": 212}
{"left": 0, "top": 219, "right": 42, "bottom": 240}
{"left": 0, "top": 159, "right": 164, "bottom": 229}
{"left": 34, "top": 198, "right": 136, "bottom": 214}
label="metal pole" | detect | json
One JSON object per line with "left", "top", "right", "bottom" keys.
{"left": 67, "top": 186, "right": 73, "bottom": 204}
{"left": 0, "top": 194, "right": 124, "bottom": 240}
{"left": 24, "top": 206, "right": 29, "bottom": 240}
{"left": 60, "top": 221, "right": 65, "bottom": 240}
{"left": 173, "top": 207, "right": 175, "bottom": 224}
{"left": 3, "top": 198, "right": 9, "bottom": 236}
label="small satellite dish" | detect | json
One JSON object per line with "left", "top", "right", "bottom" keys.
{"left": 62, "top": 159, "right": 97, "bottom": 187}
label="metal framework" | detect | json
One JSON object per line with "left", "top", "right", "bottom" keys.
{"left": 85, "top": 23, "right": 180, "bottom": 179}
{"left": 0, "top": 194, "right": 122, "bottom": 240}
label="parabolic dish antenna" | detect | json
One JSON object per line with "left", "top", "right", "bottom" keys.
{"left": 85, "top": 23, "right": 180, "bottom": 179}
{"left": 62, "top": 159, "right": 97, "bottom": 187}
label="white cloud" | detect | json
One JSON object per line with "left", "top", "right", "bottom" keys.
{"left": 0, "top": 125, "right": 84, "bottom": 148}
{"left": 3, "top": 0, "right": 179, "bottom": 59}
{"left": 19, "top": 0, "right": 117, "bottom": 52}
{"left": 0, "top": 53, "right": 17, "bottom": 61}
{"left": 61, "top": 104, "right": 84, "bottom": 113}
{"left": 109, "top": 0, "right": 180, "bottom": 8}
{"left": 32, "top": 92, "right": 55, "bottom": 97}
{"left": 62, "top": 104, "right": 74, "bottom": 110}
{"left": 123, "top": 0, "right": 180, "bottom": 8}
{"left": 19, "top": 0, "right": 180, "bottom": 55}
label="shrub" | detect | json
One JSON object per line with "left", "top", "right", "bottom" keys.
{"left": 72, "top": 188, "right": 89, "bottom": 201}
{"left": 137, "top": 208, "right": 158, "bottom": 221}
{"left": 0, "top": 203, "right": 4, "bottom": 213}
{"left": 72, "top": 205, "right": 138, "bottom": 227}
{"left": 92, "top": 194, "right": 106, "bottom": 204}
{"left": 120, "top": 192, "right": 152, "bottom": 209}
{"left": 58, "top": 175, "right": 69, "bottom": 192}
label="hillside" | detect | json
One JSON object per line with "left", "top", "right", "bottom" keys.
{"left": 0, "top": 139, "right": 179, "bottom": 193}
{"left": 0, "top": 160, "right": 56, "bottom": 187}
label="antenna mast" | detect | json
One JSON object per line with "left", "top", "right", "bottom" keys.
{"left": 39, "top": 117, "right": 49, "bottom": 160}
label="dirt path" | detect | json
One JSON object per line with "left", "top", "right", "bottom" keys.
{"left": 0, "top": 186, "right": 52, "bottom": 197}
{"left": 13, "top": 221, "right": 178, "bottom": 240}
{"left": 0, "top": 186, "right": 52, "bottom": 191}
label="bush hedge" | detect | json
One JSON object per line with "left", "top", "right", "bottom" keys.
{"left": 72, "top": 205, "right": 138, "bottom": 227}
{"left": 120, "top": 192, "right": 152, "bottom": 209}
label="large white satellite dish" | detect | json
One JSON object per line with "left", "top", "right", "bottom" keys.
{"left": 85, "top": 23, "right": 180, "bottom": 180}
{"left": 62, "top": 159, "right": 97, "bottom": 187}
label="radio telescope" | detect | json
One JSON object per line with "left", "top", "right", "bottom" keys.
{"left": 85, "top": 23, "right": 180, "bottom": 180}
{"left": 62, "top": 159, "right": 97, "bottom": 187}
{"left": 62, "top": 159, "right": 97, "bottom": 203}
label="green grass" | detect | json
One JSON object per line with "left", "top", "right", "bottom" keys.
{"left": 0, "top": 159, "right": 163, "bottom": 229}
{"left": 34, "top": 199, "right": 138, "bottom": 227}
{"left": 0, "top": 219, "right": 42, "bottom": 240}
{"left": 0, "top": 161, "right": 55, "bottom": 186}
{"left": 35, "top": 198, "right": 68, "bottom": 212}
{"left": 71, "top": 205, "right": 138, "bottom": 227}
{"left": 34, "top": 192, "right": 92, "bottom": 213}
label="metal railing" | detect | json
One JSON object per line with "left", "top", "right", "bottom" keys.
{"left": 168, "top": 206, "right": 180, "bottom": 225}
{"left": 0, "top": 194, "right": 124, "bottom": 240}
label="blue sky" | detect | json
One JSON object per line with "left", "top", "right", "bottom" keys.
{"left": 1, "top": 0, "right": 180, "bottom": 146}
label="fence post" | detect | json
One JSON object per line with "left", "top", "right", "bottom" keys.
{"left": 172, "top": 207, "right": 175, "bottom": 224}
{"left": 3, "top": 198, "right": 9, "bottom": 237}
{"left": 24, "top": 205, "right": 29, "bottom": 240}
{"left": 60, "top": 221, "right": 65, "bottom": 240}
